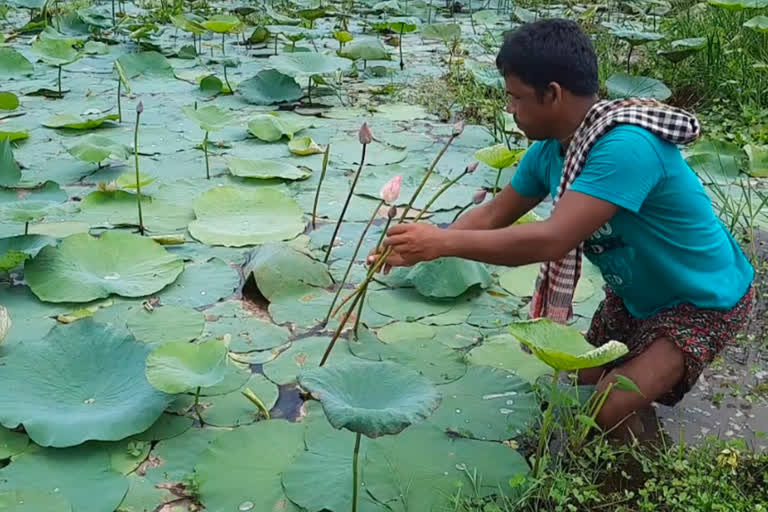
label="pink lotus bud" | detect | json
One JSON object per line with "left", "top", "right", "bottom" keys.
{"left": 466, "top": 161, "right": 479, "bottom": 173}
{"left": 387, "top": 205, "right": 397, "bottom": 219}
{"left": 136, "top": 101, "right": 144, "bottom": 114}
{"left": 472, "top": 188, "right": 487, "bottom": 205}
{"left": 358, "top": 122, "right": 373, "bottom": 145}
{"left": 452, "top": 120, "right": 465, "bottom": 137}
{"left": 379, "top": 175, "right": 402, "bottom": 203}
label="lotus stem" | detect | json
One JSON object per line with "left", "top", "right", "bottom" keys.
{"left": 242, "top": 387, "right": 271, "bottom": 420}
{"left": 203, "top": 131, "right": 210, "bottom": 179}
{"left": 324, "top": 143, "right": 367, "bottom": 263}
{"left": 352, "top": 214, "right": 392, "bottom": 338}
{"left": 352, "top": 432, "right": 362, "bottom": 512}
{"left": 57, "top": 65, "right": 62, "bottom": 96}
{"left": 24, "top": 222, "right": 28, "bottom": 235}
{"left": 493, "top": 167, "right": 503, "bottom": 197}
{"left": 223, "top": 64, "right": 232, "bottom": 94}
{"left": 307, "top": 77, "right": 312, "bottom": 105}
{"left": 221, "top": 32, "right": 225, "bottom": 55}
{"left": 452, "top": 201, "right": 472, "bottom": 223}
{"left": 398, "top": 25, "right": 405, "bottom": 71}
{"left": 534, "top": 370, "right": 560, "bottom": 477}
{"left": 312, "top": 144, "right": 331, "bottom": 229}
{"left": 134, "top": 107, "right": 145, "bottom": 236}
{"left": 411, "top": 169, "right": 469, "bottom": 223}
{"left": 111, "top": 0, "right": 115, "bottom": 27}
{"left": 193, "top": 386, "right": 205, "bottom": 426}
{"left": 274, "top": 34, "right": 278, "bottom": 55}
{"left": 117, "top": 79, "right": 122, "bottom": 123}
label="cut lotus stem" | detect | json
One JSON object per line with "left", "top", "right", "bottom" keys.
{"left": 134, "top": 101, "right": 145, "bottom": 236}
{"left": 351, "top": 432, "right": 362, "bottom": 512}
{"left": 241, "top": 387, "right": 271, "bottom": 420}
{"left": 312, "top": 143, "right": 331, "bottom": 229}
{"left": 203, "top": 130, "right": 210, "bottom": 179}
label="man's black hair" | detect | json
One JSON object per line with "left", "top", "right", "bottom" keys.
{"left": 496, "top": 18, "right": 598, "bottom": 97}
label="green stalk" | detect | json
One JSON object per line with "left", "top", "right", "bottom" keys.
{"left": 534, "top": 370, "right": 560, "bottom": 477}
{"left": 307, "top": 76, "right": 312, "bottom": 105}
{"left": 351, "top": 432, "right": 362, "bottom": 512}
{"left": 57, "top": 65, "right": 62, "bottom": 96}
{"left": 411, "top": 169, "right": 469, "bottom": 223}
{"left": 117, "top": 79, "right": 122, "bottom": 122}
{"left": 242, "top": 387, "right": 271, "bottom": 420}
{"left": 398, "top": 25, "right": 405, "bottom": 70}
{"left": 221, "top": 32, "right": 225, "bottom": 55}
{"left": 493, "top": 167, "right": 503, "bottom": 197}
{"left": 24, "top": 222, "right": 29, "bottom": 235}
{"left": 223, "top": 65, "right": 232, "bottom": 93}
{"left": 134, "top": 108, "right": 145, "bottom": 235}
{"left": 353, "top": 215, "right": 392, "bottom": 338}
{"left": 312, "top": 144, "right": 331, "bottom": 229}
{"left": 325, "top": 199, "right": 384, "bottom": 325}
{"left": 111, "top": 0, "right": 115, "bottom": 27}
{"left": 575, "top": 383, "right": 614, "bottom": 447}
{"left": 323, "top": 143, "right": 368, "bottom": 262}
{"left": 203, "top": 131, "right": 210, "bottom": 179}
{"left": 193, "top": 386, "right": 204, "bottom": 425}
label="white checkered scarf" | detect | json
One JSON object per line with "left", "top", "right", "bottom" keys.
{"left": 529, "top": 98, "right": 701, "bottom": 323}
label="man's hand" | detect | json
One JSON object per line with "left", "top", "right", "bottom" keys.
{"left": 366, "top": 223, "right": 447, "bottom": 273}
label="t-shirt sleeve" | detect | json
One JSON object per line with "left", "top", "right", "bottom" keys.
{"left": 510, "top": 141, "right": 548, "bottom": 199}
{"left": 569, "top": 126, "right": 666, "bottom": 213}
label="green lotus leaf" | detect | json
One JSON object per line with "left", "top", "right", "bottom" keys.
{"left": 421, "top": 23, "right": 461, "bottom": 42}
{"left": 465, "top": 60, "right": 505, "bottom": 89}
{"left": 333, "top": 30, "right": 354, "bottom": 43}
{"left": 196, "top": 421, "right": 304, "bottom": 512}
{"left": 387, "top": 16, "right": 420, "bottom": 32}
{"left": 745, "top": 15, "right": 768, "bottom": 32}
{"left": 116, "top": 51, "right": 174, "bottom": 78}
{"left": 77, "top": 190, "right": 193, "bottom": 233}
{"left": 0, "top": 306, "right": 9, "bottom": 345}
{"left": 83, "top": 40, "right": 109, "bottom": 55}
{"left": 709, "top": 0, "right": 768, "bottom": 10}
{"left": 0, "top": 92, "right": 19, "bottom": 111}
{"left": 658, "top": 37, "right": 706, "bottom": 62}
{"left": 466, "top": 334, "right": 553, "bottom": 383}
{"left": 685, "top": 138, "right": 745, "bottom": 182}
{"left": 43, "top": 112, "right": 119, "bottom": 129}
{"left": 474, "top": 144, "right": 526, "bottom": 169}
{"left": 227, "top": 157, "right": 311, "bottom": 180}
{"left": 249, "top": 26, "right": 271, "bottom": 43}
{"left": 247, "top": 112, "right": 313, "bottom": 141}
{"left": 267, "top": 52, "right": 352, "bottom": 77}
{"left": 0, "top": 489, "right": 72, "bottom": 512}
{"left": 299, "top": 359, "right": 441, "bottom": 438}
{"left": 508, "top": 318, "right": 629, "bottom": 371}
{"left": 745, "top": 144, "right": 768, "bottom": 177}
{"left": 0, "top": 48, "right": 34, "bottom": 77}
{"left": 188, "top": 186, "right": 305, "bottom": 247}
{"left": 25, "top": 231, "right": 184, "bottom": 303}
{"left": 0, "top": 320, "right": 171, "bottom": 447}
{"left": 609, "top": 28, "right": 664, "bottom": 44}
{"left": 116, "top": 171, "right": 155, "bottom": 189}
{"left": 0, "top": 139, "right": 20, "bottom": 187}
{"left": 243, "top": 242, "right": 332, "bottom": 301}
{"left": 339, "top": 39, "right": 391, "bottom": 61}
{"left": 289, "top": 136, "right": 324, "bottom": 155}
{"left": 0, "top": 234, "right": 55, "bottom": 271}
{"left": 67, "top": 134, "right": 130, "bottom": 163}
{"left": 126, "top": 304, "right": 205, "bottom": 345}
{"left": 239, "top": 69, "right": 303, "bottom": 105}
{"left": 201, "top": 300, "right": 291, "bottom": 352}
{"left": 31, "top": 37, "right": 80, "bottom": 65}
{"left": 405, "top": 257, "right": 492, "bottom": 298}
{"left": 182, "top": 104, "right": 234, "bottom": 132}
{"left": 605, "top": 72, "right": 672, "bottom": 101}
{"left": 297, "top": 7, "right": 328, "bottom": 21}
{"left": 0, "top": 200, "right": 73, "bottom": 224}
{"left": 145, "top": 339, "right": 228, "bottom": 394}
{"left": 0, "top": 128, "right": 29, "bottom": 142}
{"left": 199, "top": 74, "right": 223, "bottom": 96}
{"left": 170, "top": 12, "right": 206, "bottom": 34}
{"left": 202, "top": 14, "right": 243, "bottom": 33}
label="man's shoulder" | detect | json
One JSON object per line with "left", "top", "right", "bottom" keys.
{"left": 596, "top": 125, "right": 675, "bottom": 153}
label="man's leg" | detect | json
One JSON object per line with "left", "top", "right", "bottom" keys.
{"left": 592, "top": 337, "right": 685, "bottom": 435}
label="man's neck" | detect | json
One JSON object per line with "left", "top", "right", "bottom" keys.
{"left": 556, "top": 95, "right": 599, "bottom": 151}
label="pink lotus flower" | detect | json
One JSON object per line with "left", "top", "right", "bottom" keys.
{"left": 136, "top": 101, "right": 144, "bottom": 114}
{"left": 452, "top": 120, "right": 465, "bottom": 137}
{"left": 379, "top": 175, "right": 402, "bottom": 203}
{"left": 359, "top": 122, "right": 373, "bottom": 145}
{"left": 466, "top": 161, "right": 479, "bottom": 173}
{"left": 472, "top": 189, "right": 487, "bottom": 205}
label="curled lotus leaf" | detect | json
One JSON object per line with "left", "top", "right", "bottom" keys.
{"left": 474, "top": 144, "right": 526, "bottom": 169}
{"left": 67, "top": 134, "right": 130, "bottom": 163}
{"left": 247, "top": 112, "right": 313, "bottom": 142}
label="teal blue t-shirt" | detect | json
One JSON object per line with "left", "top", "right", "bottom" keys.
{"left": 511, "top": 125, "right": 754, "bottom": 318}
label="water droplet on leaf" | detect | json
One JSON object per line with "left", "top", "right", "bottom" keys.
{"left": 238, "top": 501, "right": 255, "bottom": 511}
{"left": 103, "top": 272, "right": 120, "bottom": 280}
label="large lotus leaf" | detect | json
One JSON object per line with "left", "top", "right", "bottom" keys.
{"left": 428, "top": 366, "right": 537, "bottom": 441}
{"left": 77, "top": 190, "right": 194, "bottom": 233}
{"left": 0, "top": 92, "right": 18, "bottom": 111}
{"left": 43, "top": 112, "right": 119, "bottom": 129}
{"left": 299, "top": 359, "right": 441, "bottom": 437}
{"left": 0, "top": 489, "right": 72, "bottom": 512}
{"left": 155, "top": 257, "right": 239, "bottom": 308}
{"left": 244, "top": 242, "right": 332, "bottom": 301}
{"left": 0, "top": 427, "right": 28, "bottom": 458}
{"left": 421, "top": 23, "right": 461, "bottom": 42}
{"left": 195, "top": 374, "right": 278, "bottom": 427}
{"left": 0, "top": 180, "right": 67, "bottom": 205}
{"left": 367, "top": 288, "right": 455, "bottom": 320}
{"left": 170, "top": 13, "right": 206, "bottom": 34}
{"left": 268, "top": 52, "right": 352, "bottom": 77}
{"left": 144, "top": 427, "right": 223, "bottom": 485}
{"left": 239, "top": 69, "right": 304, "bottom": 105}
{"left": 466, "top": 334, "right": 552, "bottom": 384}
{"left": 499, "top": 263, "right": 540, "bottom": 296}
{"left": 289, "top": 136, "right": 324, "bottom": 155}
{"left": 350, "top": 327, "right": 468, "bottom": 384}
{"left": 67, "top": 134, "right": 130, "bottom": 163}
{"left": 0, "top": 234, "right": 55, "bottom": 271}
{"left": 709, "top": 0, "right": 768, "bottom": 9}
{"left": 0, "top": 444, "right": 127, "bottom": 512}
{"left": 25, "top": 231, "right": 183, "bottom": 303}
{"left": 387, "top": 16, "right": 420, "bottom": 32}
{"left": 145, "top": 339, "right": 228, "bottom": 394}
{"left": 406, "top": 257, "right": 492, "bottom": 298}
{"left": 182, "top": 104, "right": 234, "bottom": 132}
{"left": 31, "top": 37, "right": 80, "bottom": 65}
{"left": 744, "top": 15, "right": 768, "bottom": 32}
{"left": 605, "top": 73, "right": 672, "bottom": 101}
{"left": 331, "top": 140, "right": 408, "bottom": 166}
{"left": 508, "top": 319, "right": 629, "bottom": 371}
{"left": 116, "top": 52, "right": 174, "bottom": 78}
{"left": 0, "top": 139, "right": 20, "bottom": 187}
{"left": 0, "top": 48, "right": 34, "bottom": 77}
{"left": 474, "top": 144, "right": 526, "bottom": 169}
{"left": 189, "top": 186, "right": 304, "bottom": 247}
{"left": 658, "top": 37, "right": 706, "bottom": 62}
{"left": 203, "top": 14, "right": 243, "bottom": 33}
{"left": 339, "top": 39, "right": 391, "bottom": 61}
{"left": 263, "top": 336, "right": 354, "bottom": 385}
{"left": 465, "top": 60, "right": 505, "bottom": 89}
{"left": 0, "top": 129, "right": 28, "bottom": 143}
{"left": 0, "top": 320, "right": 171, "bottom": 447}
{"left": 746, "top": 144, "right": 768, "bottom": 177}
{"left": 0, "top": 200, "right": 73, "bottom": 224}
{"left": 195, "top": 421, "right": 304, "bottom": 512}
{"left": 115, "top": 474, "right": 177, "bottom": 512}
{"left": 201, "top": 300, "right": 291, "bottom": 352}
{"left": 228, "top": 157, "right": 311, "bottom": 180}
{"left": 132, "top": 413, "right": 193, "bottom": 442}
{"left": 685, "top": 138, "right": 745, "bottom": 182}
{"left": 364, "top": 423, "right": 528, "bottom": 511}
{"left": 610, "top": 28, "right": 664, "bottom": 44}
{"left": 247, "top": 112, "right": 314, "bottom": 142}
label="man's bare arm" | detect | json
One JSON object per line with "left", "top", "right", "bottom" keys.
{"left": 449, "top": 184, "right": 544, "bottom": 231}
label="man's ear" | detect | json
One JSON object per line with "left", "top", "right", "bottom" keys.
{"left": 547, "top": 82, "right": 563, "bottom": 105}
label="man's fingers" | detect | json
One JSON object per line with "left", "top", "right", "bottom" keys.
{"left": 386, "top": 224, "right": 409, "bottom": 236}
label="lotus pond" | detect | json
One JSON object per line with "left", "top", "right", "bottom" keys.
{"left": 1, "top": 0, "right": 768, "bottom": 510}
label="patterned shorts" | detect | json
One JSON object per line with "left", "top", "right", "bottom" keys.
{"left": 586, "top": 285, "right": 754, "bottom": 406}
